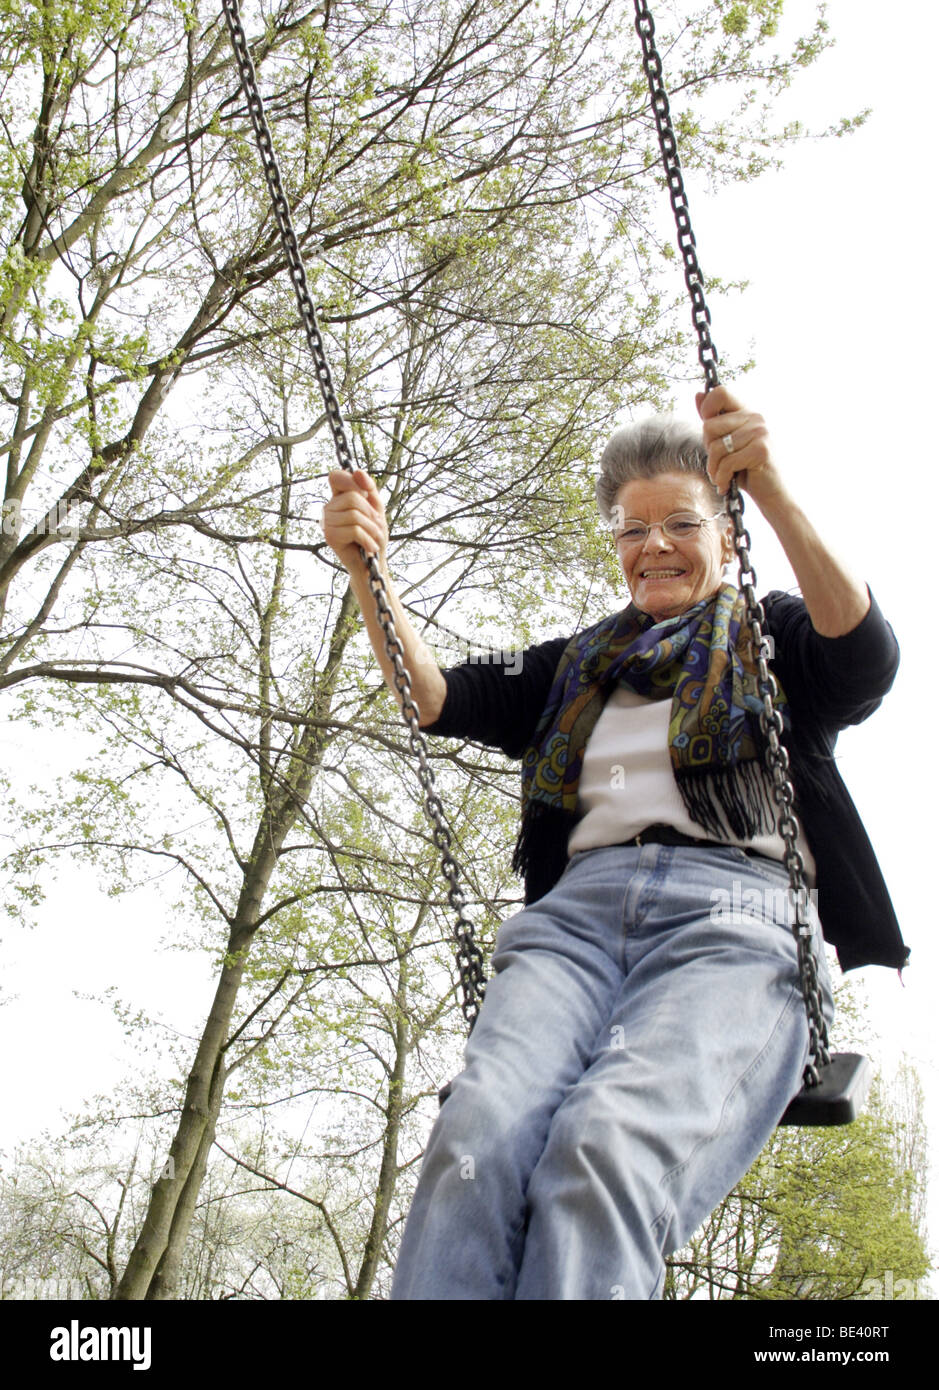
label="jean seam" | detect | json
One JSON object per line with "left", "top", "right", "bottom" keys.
{"left": 650, "top": 983, "right": 805, "bottom": 1238}
{"left": 739, "top": 853, "right": 799, "bottom": 888}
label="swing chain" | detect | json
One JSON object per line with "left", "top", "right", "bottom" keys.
{"left": 633, "top": 0, "right": 719, "bottom": 393}
{"left": 632, "top": 0, "right": 830, "bottom": 1087}
{"left": 220, "top": 0, "right": 486, "bottom": 1026}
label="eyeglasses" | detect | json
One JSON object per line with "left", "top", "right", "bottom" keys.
{"left": 612, "top": 510, "right": 728, "bottom": 546}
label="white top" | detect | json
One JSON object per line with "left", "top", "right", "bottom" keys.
{"left": 565, "top": 685, "right": 817, "bottom": 883}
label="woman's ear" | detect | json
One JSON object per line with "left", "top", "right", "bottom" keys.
{"left": 720, "top": 525, "right": 736, "bottom": 567}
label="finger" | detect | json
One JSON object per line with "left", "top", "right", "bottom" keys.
{"left": 709, "top": 438, "right": 764, "bottom": 494}
{"left": 323, "top": 509, "right": 385, "bottom": 554}
{"left": 322, "top": 503, "right": 380, "bottom": 550}
{"left": 712, "top": 464, "right": 750, "bottom": 498}
{"left": 349, "top": 468, "right": 386, "bottom": 521}
{"left": 324, "top": 485, "right": 371, "bottom": 513}
{"left": 327, "top": 467, "right": 378, "bottom": 500}
{"left": 324, "top": 491, "right": 384, "bottom": 540}
{"left": 697, "top": 385, "right": 743, "bottom": 420}
{"left": 714, "top": 419, "right": 768, "bottom": 466}
{"left": 702, "top": 409, "right": 751, "bottom": 447}
{"left": 326, "top": 472, "right": 386, "bottom": 537}
{"left": 327, "top": 468, "right": 358, "bottom": 495}
{"left": 351, "top": 467, "right": 379, "bottom": 498}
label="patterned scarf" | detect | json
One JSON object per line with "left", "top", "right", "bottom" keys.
{"left": 512, "top": 581, "right": 787, "bottom": 879}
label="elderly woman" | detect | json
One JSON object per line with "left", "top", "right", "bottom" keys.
{"left": 322, "top": 384, "right": 908, "bottom": 1300}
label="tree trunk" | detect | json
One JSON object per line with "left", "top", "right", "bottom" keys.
{"left": 113, "top": 587, "right": 358, "bottom": 1299}
{"left": 146, "top": 1068, "right": 225, "bottom": 1300}
{"left": 352, "top": 926, "right": 417, "bottom": 1300}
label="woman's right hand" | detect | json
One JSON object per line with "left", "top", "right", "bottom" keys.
{"left": 320, "top": 467, "right": 447, "bottom": 724}
{"left": 321, "top": 468, "right": 389, "bottom": 579}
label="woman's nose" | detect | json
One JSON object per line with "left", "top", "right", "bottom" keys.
{"left": 642, "top": 522, "right": 672, "bottom": 550}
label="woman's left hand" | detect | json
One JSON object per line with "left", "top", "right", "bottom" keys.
{"left": 696, "top": 386, "right": 786, "bottom": 512}
{"left": 697, "top": 387, "right": 870, "bottom": 636}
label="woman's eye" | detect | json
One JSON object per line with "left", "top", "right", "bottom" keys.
{"left": 618, "top": 527, "right": 645, "bottom": 542}
{"left": 670, "top": 520, "right": 698, "bottom": 537}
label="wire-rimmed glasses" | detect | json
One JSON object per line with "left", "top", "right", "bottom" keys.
{"left": 612, "top": 509, "right": 728, "bottom": 546}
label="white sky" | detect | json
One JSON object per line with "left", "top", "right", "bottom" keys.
{"left": 683, "top": 0, "right": 939, "bottom": 1284}
{"left": 0, "top": 0, "right": 936, "bottom": 1292}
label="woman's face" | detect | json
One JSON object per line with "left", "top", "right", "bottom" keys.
{"left": 612, "top": 471, "right": 735, "bottom": 622}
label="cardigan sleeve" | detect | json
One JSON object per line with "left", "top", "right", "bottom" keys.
{"left": 421, "top": 633, "right": 570, "bottom": 759}
{"left": 763, "top": 586, "right": 900, "bottom": 732}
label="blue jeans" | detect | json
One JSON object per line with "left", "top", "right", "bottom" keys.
{"left": 390, "top": 842, "right": 835, "bottom": 1300}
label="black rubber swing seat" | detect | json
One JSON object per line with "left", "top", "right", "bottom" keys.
{"left": 438, "top": 1052, "right": 873, "bottom": 1127}
{"left": 777, "top": 1052, "right": 872, "bottom": 1127}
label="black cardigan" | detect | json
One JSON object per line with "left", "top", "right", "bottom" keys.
{"left": 423, "top": 588, "right": 909, "bottom": 975}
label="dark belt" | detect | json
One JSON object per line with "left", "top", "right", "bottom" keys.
{"left": 618, "top": 823, "right": 740, "bottom": 853}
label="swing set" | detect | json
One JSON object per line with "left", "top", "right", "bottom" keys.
{"left": 220, "top": 0, "right": 872, "bottom": 1128}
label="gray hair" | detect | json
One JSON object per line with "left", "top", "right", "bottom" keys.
{"left": 595, "top": 416, "right": 723, "bottom": 523}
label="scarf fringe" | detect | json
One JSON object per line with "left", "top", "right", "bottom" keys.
{"left": 675, "top": 759, "right": 777, "bottom": 840}
{"left": 513, "top": 800, "right": 574, "bottom": 881}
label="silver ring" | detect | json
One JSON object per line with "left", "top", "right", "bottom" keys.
{"left": 723, "top": 433, "right": 735, "bottom": 453}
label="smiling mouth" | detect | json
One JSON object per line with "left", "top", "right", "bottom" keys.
{"left": 640, "top": 569, "right": 687, "bottom": 580}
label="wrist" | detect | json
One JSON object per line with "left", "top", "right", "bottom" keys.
{"left": 348, "top": 546, "right": 387, "bottom": 587}
{"left": 749, "top": 476, "right": 797, "bottom": 528}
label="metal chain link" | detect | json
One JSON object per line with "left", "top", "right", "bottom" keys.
{"left": 220, "top": 0, "right": 486, "bottom": 1025}
{"left": 633, "top": 0, "right": 829, "bottom": 1086}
